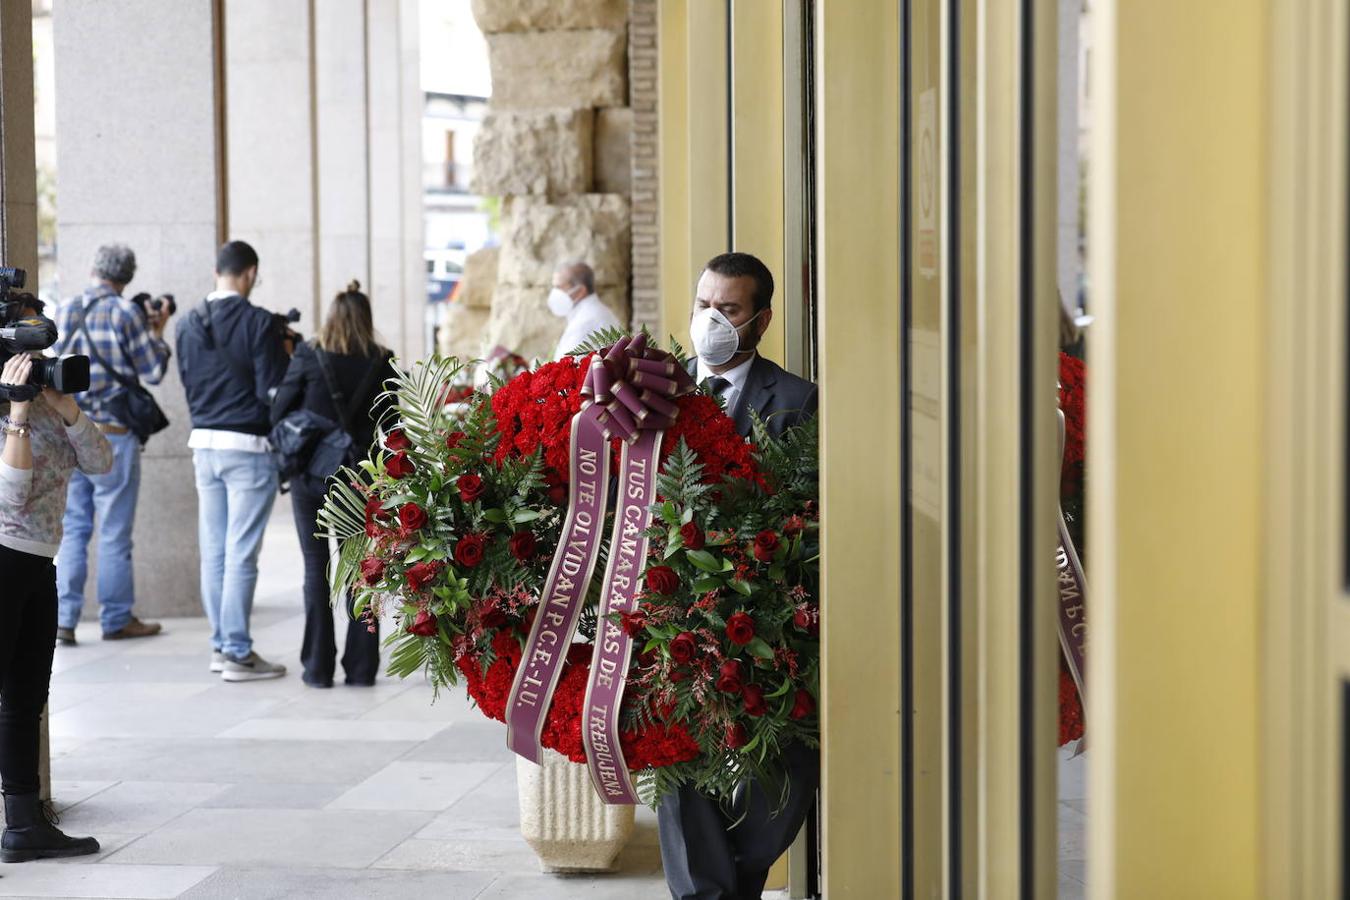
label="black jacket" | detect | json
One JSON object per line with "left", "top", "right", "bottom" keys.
{"left": 270, "top": 341, "right": 397, "bottom": 457}
{"left": 687, "top": 355, "right": 818, "bottom": 439}
{"left": 177, "top": 295, "right": 289, "bottom": 435}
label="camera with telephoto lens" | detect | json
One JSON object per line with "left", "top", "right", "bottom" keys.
{"left": 273, "top": 308, "right": 302, "bottom": 348}
{"left": 0, "top": 267, "right": 90, "bottom": 403}
{"left": 129, "top": 291, "right": 177, "bottom": 318}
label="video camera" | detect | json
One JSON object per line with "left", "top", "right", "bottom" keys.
{"left": 273, "top": 308, "right": 302, "bottom": 353}
{"left": 129, "top": 291, "right": 177, "bottom": 318}
{"left": 0, "top": 267, "right": 90, "bottom": 403}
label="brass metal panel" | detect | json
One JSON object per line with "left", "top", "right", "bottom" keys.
{"left": 658, "top": 0, "right": 693, "bottom": 342}
{"left": 1088, "top": 1, "right": 1267, "bottom": 896}
{"left": 816, "top": 0, "right": 903, "bottom": 894}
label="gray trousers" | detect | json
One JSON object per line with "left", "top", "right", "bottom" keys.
{"left": 657, "top": 742, "right": 819, "bottom": 900}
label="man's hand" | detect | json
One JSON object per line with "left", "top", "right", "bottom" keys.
{"left": 41, "top": 388, "right": 80, "bottom": 426}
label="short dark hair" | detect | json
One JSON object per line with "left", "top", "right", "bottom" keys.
{"left": 216, "top": 240, "right": 259, "bottom": 276}
{"left": 703, "top": 252, "right": 774, "bottom": 312}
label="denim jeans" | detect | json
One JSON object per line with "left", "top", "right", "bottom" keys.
{"left": 55, "top": 432, "right": 141, "bottom": 633}
{"left": 192, "top": 448, "right": 278, "bottom": 659}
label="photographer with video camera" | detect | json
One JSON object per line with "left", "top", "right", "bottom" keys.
{"left": 177, "top": 241, "right": 290, "bottom": 683}
{"left": 0, "top": 284, "right": 108, "bottom": 861}
{"left": 50, "top": 244, "right": 171, "bottom": 645}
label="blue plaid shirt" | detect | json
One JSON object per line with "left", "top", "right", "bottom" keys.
{"left": 51, "top": 285, "right": 171, "bottom": 425}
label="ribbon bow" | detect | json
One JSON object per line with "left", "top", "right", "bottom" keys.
{"left": 579, "top": 332, "right": 696, "bottom": 441}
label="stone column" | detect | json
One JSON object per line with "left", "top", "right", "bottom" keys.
{"left": 54, "top": 0, "right": 225, "bottom": 618}
{"left": 0, "top": 0, "right": 48, "bottom": 810}
{"left": 225, "top": 0, "right": 320, "bottom": 324}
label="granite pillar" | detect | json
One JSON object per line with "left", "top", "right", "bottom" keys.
{"left": 53, "top": 0, "right": 224, "bottom": 619}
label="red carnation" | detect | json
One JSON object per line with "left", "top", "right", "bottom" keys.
{"left": 406, "top": 608, "right": 438, "bottom": 636}
{"left": 753, "top": 530, "right": 780, "bottom": 563}
{"left": 669, "top": 631, "right": 698, "bottom": 664}
{"left": 445, "top": 430, "right": 466, "bottom": 451}
{"left": 742, "top": 683, "right": 767, "bottom": 717}
{"left": 364, "top": 498, "right": 389, "bottom": 538}
{"left": 783, "top": 515, "right": 807, "bottom": 537}
{"left": 645, "top": 565, "right": 680, "bottom": 596}
{"left": 725, "top": 721, "right": 749, "bottom": 750}
{"left": 790, "top": 688, "right": 816, "bottom": 720}
{"left": 726, "top": 612, "right": 756, "bottom": 646}
{"left": 716, "top": 659, "right": 744, "bottom": 694}
{"left": 458, "top": 473, "right": 485, "bottom": 503}
{"left": 398, "top": 502, "right": 428, "bottom": 532}
{"left": 455, "top": 534, "right": 487, "bottom": 568}
{"left": 508, "top": 530, "right": 537, "bottom": 561}
{"left": 619, "top": 611, "right": 647, "bottom": 638}
{"left": 385, "top": 452, "right": 414, "bottom": 479}
{"left": 680, "top": 522, "right": 705, "bottom": 550}
{"left": 386, "top": 429, "right": 411, "bottom": 452}
{"left": 405, "top": 561, "right": 440, "bottom": 592}
{"left": 359, "top": 557, "right": 385, "bottom": 585}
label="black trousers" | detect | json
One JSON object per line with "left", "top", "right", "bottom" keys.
{"left": 658, "top": 741, "right": 820, "bottom": 900}
{"left": 289, "top": 478, "right": 379, "bottom": 686}
{"left": 0, "top": 545, "right": 58, "bottom": 796}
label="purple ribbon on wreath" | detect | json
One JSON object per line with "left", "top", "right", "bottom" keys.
{"left": 505, "top": 333, "right": 694, "bottom": 803}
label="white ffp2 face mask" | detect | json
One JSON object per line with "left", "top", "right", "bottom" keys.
{"left": 689, "top": 307, "right": 762, "bottom": 367}
{"left": 547, "top": 288, "right": 574, "bottom": 318}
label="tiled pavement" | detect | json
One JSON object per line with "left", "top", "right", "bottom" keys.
{"left": 1, "top": 498, "right": 670, "bottom": 899}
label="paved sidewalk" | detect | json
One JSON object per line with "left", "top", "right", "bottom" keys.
{"left": 2, "top": 498, "right": 669, "bottom": 899}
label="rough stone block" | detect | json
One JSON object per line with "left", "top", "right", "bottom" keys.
{"left": 459, "top": 246, "right": 499, "bottom": 310}
{"left": 472, "top": 109, "right": 593, "bottom": 196}
{"left": 594, "top": 107, "right": 632, "bottom": 195}
{"left": 498, "top": 194, "right": 630, "bottom": 288}
{"left": 486, "top": 30, "right": 626, "bottom": 111}
{"left": 471, "top": 0, "right": 626, "bottom": 33}
{"left": 484, "top": 285, "right": 629, "bottom": 362}
{"left": 438, "top": 301, "right": 491, "bottom": 362}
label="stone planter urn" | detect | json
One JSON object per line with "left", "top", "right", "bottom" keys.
{"left": 516, "top": 752, "right": 635, "bottom": 872}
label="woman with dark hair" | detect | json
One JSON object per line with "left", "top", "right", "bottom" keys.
{"left": 271, "top": 280, "right": 395, "bottom": 688}
{"left": 0, "top": 296, "right": 111, "bottom": 861}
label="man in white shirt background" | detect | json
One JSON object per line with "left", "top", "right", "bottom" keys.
{"left": 548, "top": 261, "right": 621, "bottom": 359}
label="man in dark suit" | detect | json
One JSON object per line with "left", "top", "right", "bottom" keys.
{"left": 660, "top": 251, "right": 819, "bottom": 900}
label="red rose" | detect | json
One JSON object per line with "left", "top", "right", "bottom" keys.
{"left": 386, "top": 429, "right": 411, "bottom": 452}
{"left": 458, "top": 473, "right": 485, "bottom": 503}
{"left": 669, "top": 631, "right": 698, "bottom": 664}
{"left": 406, "top": 608, "right": 438, "bottom": 637}
{"left": 508, "top": 531, "right": 537, "bottom": 561}
{"left": 385, "top": 452, "right": 415, "bottom": 479}
{"left": 548, "top": 485, "right": 567, "bottom": 505}
{"left": 725, "top": 722, "right": 749, "bottom": 750}
{"left": 445, "top": 430, "right": 466, "bottom": 451}
{"left": 783, "top": 515, "right": 807, "bottom": 537}
{"left": 742, "top": 683, "right": 767, "bottom": 717}
{"left": 398, "top": 502, "right": 428, "bottom": 532}
{"left": 793, "top": 606, "right": 819, "bottom": 636}
{"left": 645, "top": 565, "right": 680, "bottom": 596}
{"left": 619, "top": 611, "right": 647, "bottom": 638}
{"left": 479, "top": 603, "right": 507, "bottom": 629}
{"left": 445, "top": 385, "right": 473, "bottom": 404}
{"left": 790, "top": 688, "right": 816, "bottom": 720}
{"left": 359, "top": 557, "right": 385, "bottom": 585}
{"left": 753, "top": 530, "right": 780, "bottom": 563}
{"left": 405, "top": 561, "right": 440, "bottom": 592}
{"left": 715, "top": 659, "right": 744, "bottom": 694}
{"left": 725, "top": 612, "right": 756, "bottom": 646}
{"left": 365, "top": 498, "right": 389, "bottom": 537}
{"left": 670, "top": 666, "right": 691, "bottom": 683}
{"left": 455, "top": 534, "right": 488, "bottom": 568}
{"left": 680, "top": 522, "right": 705, "bottom": 550}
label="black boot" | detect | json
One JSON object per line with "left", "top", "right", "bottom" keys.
{"left": 1, "top": 793, "right": 99, "bottom": 862}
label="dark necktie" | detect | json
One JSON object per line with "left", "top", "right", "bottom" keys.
{"left": 706, "top": 376, "right": 732, "bottom": 400}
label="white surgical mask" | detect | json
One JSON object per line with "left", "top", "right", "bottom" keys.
{"left": 547, "top": 287, "right": 574, "bottom": 318}
{"left": 689, "top": 307, "right": 762, "bottom": 367}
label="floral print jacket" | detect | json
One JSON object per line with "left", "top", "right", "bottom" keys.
{"left": 0, "top": 398, "right": 113, "bottom": 558}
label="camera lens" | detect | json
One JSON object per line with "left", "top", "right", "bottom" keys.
{"left": 30, "top": 355, "right": 90, "bottom": 393}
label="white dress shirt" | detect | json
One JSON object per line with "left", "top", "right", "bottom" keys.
{"left": 696, "top": 353, "right": 756, "bottom": 415}
{"left": 553, "top": 294, "right": 621, "bottom": 360}
{"left": 187, "top": 290, "right": 271, "bottom": 454}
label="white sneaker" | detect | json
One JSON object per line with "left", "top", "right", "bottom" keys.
{"left": 209, "top": 651, "right": 226, "bottom": 673}
{"left": 220, "top": 652, "right": 286, "bottom": 683}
